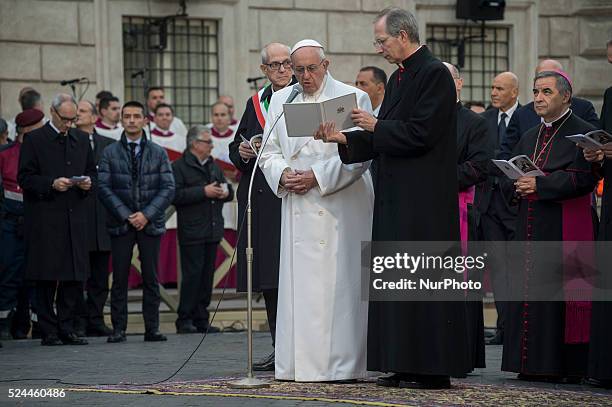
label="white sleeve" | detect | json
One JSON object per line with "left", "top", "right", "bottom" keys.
{"left": 259, "top": 111, "right": 290, "bottom": 198}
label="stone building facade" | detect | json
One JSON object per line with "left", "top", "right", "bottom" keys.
{"left": 0, "top": 0, "right": 610, "bottom": 125}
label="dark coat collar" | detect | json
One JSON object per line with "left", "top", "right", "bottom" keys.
{"left": 400, "top": 45, "right": 431, "bottom": 80}
{"left": 46, "top": 122, "right": 78, "bottom": 142}
{"left": 120, "top": 131, "right": 148, "bottom": 150}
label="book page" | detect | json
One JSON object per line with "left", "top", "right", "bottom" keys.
{"left": 492, "top": 160, "right": 523, "bottom": 180}
{"left": 566, "top": 134, "right": 603, "bottom": 150}
{"left": 321, "top": 93, "right": 357, "bottom": 132}
{"left": 283, "top": 102, "right": 322, "bottom": 137}
{"left": 509, "top": 155, "right": 545, "bottom": 177}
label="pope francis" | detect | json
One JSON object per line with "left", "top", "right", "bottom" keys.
{"left": 259, "top": 39, "right": 375, "bottom": 382}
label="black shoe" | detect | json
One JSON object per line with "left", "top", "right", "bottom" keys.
{"left": 74, "top": 329, "right": 86, "bottom": 338}
{"left": 86, "top": 324, "right": 113, "bottom": 337}
{"left": 486, "top": 331, "right": 503, "bottom": 345}
{"left": 107, "top": 330, "right": 127, "bottom": 343}
{"left": 41, "top": 334, "right": 63, "bottom": 346}
{"left": 0, "top": 320, "right": 10, "bottom": 341}
{"left": 59, "top": 332, "right": 88, "bottom": 345}
{"left": 144, "top": 331, "right": 167, "bottom": 342}
{"left": 399, "top": 375, "right": 451, "bottom": 390}
{"left": 376, "top": 373, "right": 419, "bottom": 387}
{"left": 196, "top": 325, "right": 221, "bottom": 334}
{"left": 176, "top": 322, "right": 198, "bottom": 334}
{"left": 517, "top": 373, "right": 564, "bottom": 383}
{"left": 253, "top": 351, "right": 275, "bottom": 371}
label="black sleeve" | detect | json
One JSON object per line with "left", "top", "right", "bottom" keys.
{"left": 17, "top": 133, "right": 54, "bottom": 199}
{"left": 536, "top": 147, "right": 599, "bottom": 201}
{"left": 172, "top": 161, "right": 207, "bottom": 206}
{"left": 338, "top": 129, "right": 378, "bottom": 164}
{"left": 457, "top": 116, "right": 492, "bottom": 190}
{"left": 229, "top": 97, "right": 257, "bottom": 172}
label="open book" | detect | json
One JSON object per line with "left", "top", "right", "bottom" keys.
{"left": 492, "top": 155, "right": 546, "bottom": 179}
{"left": 240, "top": 134, "right": 263, "bottom": 154}
{"left": 283, "top": 93, "right": 357, "bottom": 137}
{"left": 566, "top": 129, "right": 612, "bottom": 150}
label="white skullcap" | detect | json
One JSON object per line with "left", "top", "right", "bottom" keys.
{"left": 291, "top": 39, "right": 324, "bottom": 55}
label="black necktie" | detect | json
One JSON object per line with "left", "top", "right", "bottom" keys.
{"left": 498, "top": 112, "right": 508, "bottom": 146}
{"left": 129, "top": 142, "right": 138, "bottom": 180}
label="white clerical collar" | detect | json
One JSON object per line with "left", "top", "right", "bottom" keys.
{"left": 49, "top": 121, "right": 62, "bottom": 135}
{"left": 303, "top": 74, "right": 328, "bottom": 102}
{"left": 542, "top": 108, "right": 571, "bottom": 127}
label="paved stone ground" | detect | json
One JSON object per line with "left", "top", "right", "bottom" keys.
{"left": 0, "top": 332, "right": 610, "bottom": 406}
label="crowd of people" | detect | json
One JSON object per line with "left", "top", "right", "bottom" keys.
{"left": 0, "top": 5, "right": 611, "bottom": 391}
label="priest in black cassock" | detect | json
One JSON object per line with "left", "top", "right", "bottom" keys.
{"left": 315, "top": 7, "right": 470, "bottom": 389}
{"left": 502, "top": 70, "right": 598, "bottom": 382}
{"left": 585, "top": 54, "right": 612, "bottom": 387}
{"left": 444, "top": 62, "right": 491, "bottom": 373}
{"left": 228, "top": 42, "right": 296, "bottom": 371}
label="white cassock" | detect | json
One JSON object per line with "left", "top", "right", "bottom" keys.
{"left": 148, "top": 117, "right": 187, "bottom": 229}
{"left": 259, "top": 73, "right": 374, "bottom": 381}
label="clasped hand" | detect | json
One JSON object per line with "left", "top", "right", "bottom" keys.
{"left": 204, "top": 182, "right": 229, "bottom": 199}
{"left": 52, "top": 176, "right": 91, "bottom": 192}
{"left": 515, "top": 176, "right": 536, "bottom": 196}
{"left": 281, "top": 169, "right": 317, "bottom": 195}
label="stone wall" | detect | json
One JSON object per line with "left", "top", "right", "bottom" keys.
{"left": 0, "top": 0, "right": 610, "bottom": 121}
{"left": 538, "top": 0, "right": 612, "bottom": 113}
{"left": 0, "top": 0, "right": 97, "bottom": 120}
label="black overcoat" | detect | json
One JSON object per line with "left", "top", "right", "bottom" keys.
{"left": 229, "top": 87, "right": 282, "bottom": 292}
{"left": 18, "top": 123, "right": 97, "bottom": 281}
{"left": 339, "top": 46, "right": 471, "bottom": 376}
{"left": 87, "top": 131, "right": 115, "bottom": 252}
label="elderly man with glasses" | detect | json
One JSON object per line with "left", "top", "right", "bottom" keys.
{"left": 172, "top": 126, "right": 232, "bottom": 334}
{"left": 17, "top": 93, "right": 96, "bottom": 346}
{"left": 259, "top": 39, "right": 374, "bottom": 382}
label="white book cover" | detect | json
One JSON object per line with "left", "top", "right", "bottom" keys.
{"left": 283, "top": 93, "right": 357, "bottom": 137}
{"left": 566, "top": 129, "right": 612, "bottom": 150}
{"left": 492, "top": 155, "right": 546, "bottom": 180}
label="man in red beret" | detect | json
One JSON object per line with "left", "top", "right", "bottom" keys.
{"left": 0, "top": 109, "right": 44, "bottom": 341}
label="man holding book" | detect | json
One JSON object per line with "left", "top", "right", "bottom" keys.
{"left": 502, "top": 70, "right": 598, "bottom": 382}
{"left": 258, "top": 38, "right": 374, "bottom": 382}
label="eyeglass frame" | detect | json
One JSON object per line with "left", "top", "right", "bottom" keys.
{"left": 195, "top": 138, "right": 213, "bottom": 145}
{"left": 293, "top": 60, "right": 326, "bottom": 76}
{"left": 263, "top": 60, "right": 292, "bottom": 71}
{"left": 52, "top": 106, "right": 77, "bottom": 123}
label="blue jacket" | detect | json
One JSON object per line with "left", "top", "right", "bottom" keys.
{"left": 499, "top": 97, "right": 599, "bottom": 160}
{"left": 98, "top": 132, "right": 175, "bottom": 236}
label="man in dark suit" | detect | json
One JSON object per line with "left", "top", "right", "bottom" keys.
{"left": 18, "top": 93, "right": 96, "bottom": 346}
{"left": 478, "top": 71, "right": 520, "bottom": 345}
{"left": 319, "top": 7, "right": 471, "bottom": 389}
{"left": 74, "top": 100, "right": 114, "bottom": 337}
{"left": 98, "top": 101, "right": 175, "bottom": 343}
{"left": 228, "top": 42, "right": 295, "bottom": 371}
{"left": 499, "top": 59, "right": 599, "bottom": 160}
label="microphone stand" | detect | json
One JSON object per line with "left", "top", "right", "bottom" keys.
{"left": 228, "top": 110, "right": 288, "bottom": 389}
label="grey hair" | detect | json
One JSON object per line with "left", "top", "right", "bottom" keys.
{"left": 375, "top": 7, "right": 420, "bottom": 44}
{"left": 82, "top": 99, "right": 97, "bottom": 116}
{"left": 51, "top": 93, "right": 77, "bottom": 110}
{"left": 260, "top": 43, "right": 291, "bottom": 64}
{"left": 535, "top": 71, "right": 572, "bottom": 99}
{"left": 186, "top": 125, "right": 210, "bottom": 148}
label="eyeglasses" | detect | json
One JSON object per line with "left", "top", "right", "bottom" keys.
{"left": 195, "top": 139, "right": 213, "bottom": 145}
{"left": 293, "top": 60, "right": 325, "bottom": 76}
{"left": 52, "top": 107, "right": 77, "bottom": 123}
{"left": 373, "top": 36, "right": 393, "bottom": 50}
{"left": 264, "top": 60, "right": 292, "bottom": 71}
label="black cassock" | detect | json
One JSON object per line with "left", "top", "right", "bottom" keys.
{"left": 229, "top": 85, "right": 282, "bottom": 292}
{"left": 340, "top": 46, "right": 471, "bottom": 376}
{"left": 502, "top": 111, "right": 598, "bottom": 377}
{"left": 18, "top": 123, "right": 97, "bottom": 282}
{"left": 589, "top": 86, "right": 612, "bottom": 383}
{"left": 456, "top": 103, "right": 491, "bottom": 371}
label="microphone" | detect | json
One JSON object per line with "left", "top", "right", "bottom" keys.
{"left": 246, "top": 76, "right": 266, "bottom": 83}
{"left": 284, "top": 84, "right": 303, "bottom": 104}
{"left": 60, "top": 77, "right": 86, "bottom": 86}
{"left": 131, "top": 69, "right": 146, "bottom": 79}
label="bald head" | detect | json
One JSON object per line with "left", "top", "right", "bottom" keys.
{"left": 535, "top": 59, "right": 563, "bottom": 75}
{"left": 443, "top": 62, "right": 462, "bottom": 99}
{"left": 491, "top": 71, "right": 519, "bottom": 112}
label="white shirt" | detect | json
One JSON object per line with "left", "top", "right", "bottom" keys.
{"left": 373, "top": 104, "right": 381, "bottom": 118}
{"left": 498, "top": 100, "right": 519, "bottom": 126}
